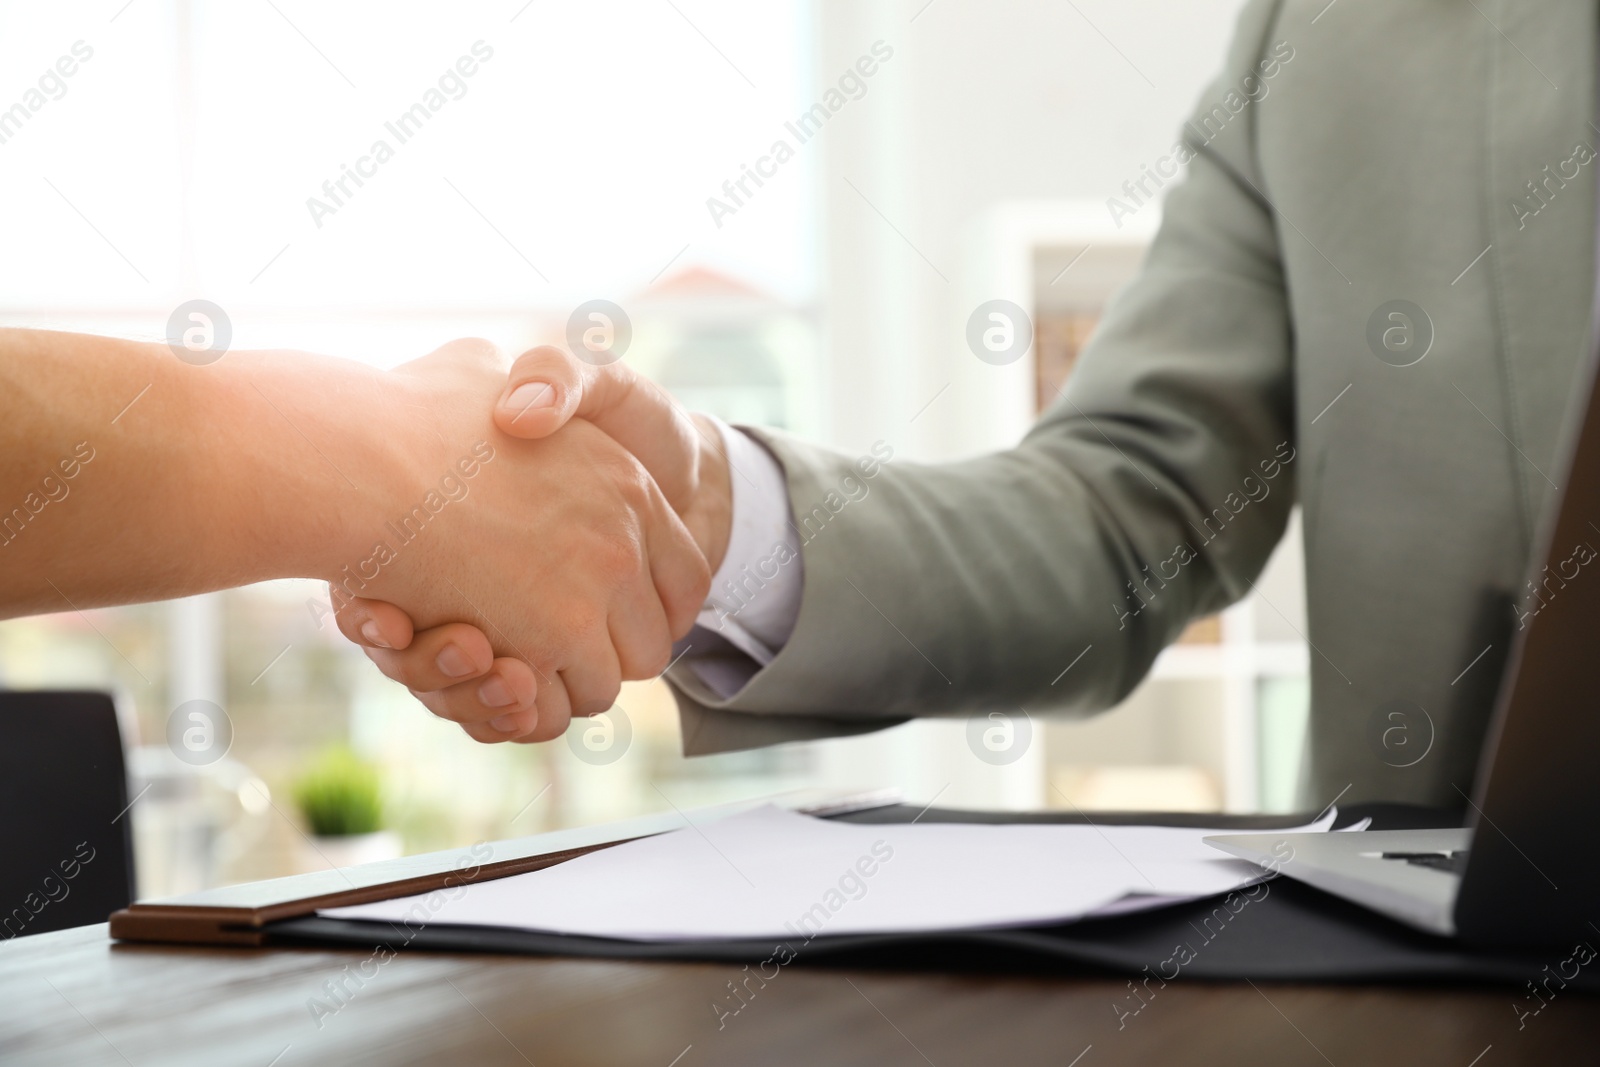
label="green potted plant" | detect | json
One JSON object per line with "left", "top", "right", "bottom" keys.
{"left": 292, "top": 746, "right": 400, "bottom": 870}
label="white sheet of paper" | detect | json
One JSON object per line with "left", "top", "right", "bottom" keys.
{"left": 322, "top": 806, "right": 1339, "bottom": 942}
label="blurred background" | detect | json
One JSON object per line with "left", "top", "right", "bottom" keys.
{"left": 0, "top": 0, "right": 1309, "bottom": 900}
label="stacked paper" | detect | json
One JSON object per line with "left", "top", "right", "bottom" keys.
{"left": 322, "top": 805, "right": 1346, "bottom": 942}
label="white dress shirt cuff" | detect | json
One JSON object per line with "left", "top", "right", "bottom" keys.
{"left": 687, "top": 417, "right": 803, "bottom": 690}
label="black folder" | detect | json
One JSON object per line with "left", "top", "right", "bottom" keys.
{"left": 254, "top": 799, "right": 1600, "bottom": 992}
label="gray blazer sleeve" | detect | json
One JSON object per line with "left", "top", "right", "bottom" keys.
{"left": 668, "top": 0, "right": 1295, "bottom": 755}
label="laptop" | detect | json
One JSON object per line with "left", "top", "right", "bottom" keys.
{"left": 1204, "top": 355, "right": 1600, "bottom": 948}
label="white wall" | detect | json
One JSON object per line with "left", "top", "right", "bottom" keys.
{"left": 812, "top": 0, "right": 1251, "bottom": 460}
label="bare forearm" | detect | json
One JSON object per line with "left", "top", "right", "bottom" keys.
{"left": 0, "top": 328, "right": 410, "bottom": 617}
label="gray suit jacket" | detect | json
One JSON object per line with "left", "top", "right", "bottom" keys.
{"left": 666, "top": 0, "right": 1598, "bottom": 807}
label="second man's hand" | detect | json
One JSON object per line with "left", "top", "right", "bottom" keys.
{"left": 338, "top": 345, "right": 734, "bottom": 745}
{"left": 493, "top": 345, "right": 734, "bottom": 572}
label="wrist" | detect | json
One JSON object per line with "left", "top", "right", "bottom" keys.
{"left": 218, "top": 352, "right": 429, "bottom": 584}
{"left": 689, "top": 413, "right": 735, "bottom": 574}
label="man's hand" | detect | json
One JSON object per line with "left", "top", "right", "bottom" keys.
{"left": 0, "top": 327, "right": 707, "bottom": 747}
{"left": 328, "top": 340, "right": 711, "bottom": 745}
{"left": 337, "top": 346, "right": 734, "bottom": 739}
{"left": 494, "top": 346, "right": 734, "bottom": 570}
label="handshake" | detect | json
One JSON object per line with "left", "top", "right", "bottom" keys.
{"left": 316, "top": 338, "right": 734, "bottom": 747}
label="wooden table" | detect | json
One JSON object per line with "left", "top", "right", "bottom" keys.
{"left": 2, "top": 921, "right": 1595, "bottom": 1066}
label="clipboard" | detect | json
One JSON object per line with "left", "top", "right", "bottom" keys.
{"left": 108, "top": 787, "right": 902, "bottom": 947}
{"left": 111, "top": 794, "right": 1600, "bottom": 992}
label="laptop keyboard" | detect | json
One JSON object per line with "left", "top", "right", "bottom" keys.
{"left": 1381, "top": 850, "right": 1469, "bottom": 874}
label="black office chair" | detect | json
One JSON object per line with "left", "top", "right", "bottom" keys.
{"left": 0, "top": 690, "right": 137, "bottom": 939}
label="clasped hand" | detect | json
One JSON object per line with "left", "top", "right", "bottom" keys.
{"left": 334, "top": 339, "right": 729, "bottom": 746}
